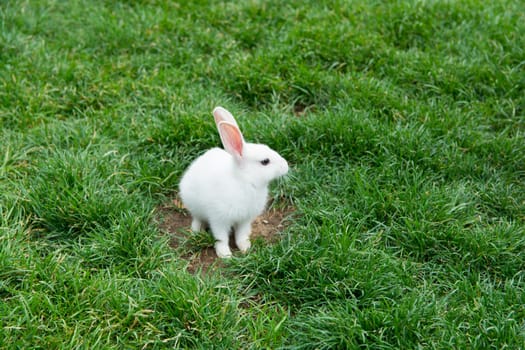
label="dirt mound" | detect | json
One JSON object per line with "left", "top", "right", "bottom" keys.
{"left": 156, "top": 198, "right": 294, "bottom": 273}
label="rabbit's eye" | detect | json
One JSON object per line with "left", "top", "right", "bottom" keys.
{"left": 260, "top": 158, "right": 270, "bottom": 166}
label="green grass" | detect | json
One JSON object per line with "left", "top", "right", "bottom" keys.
{"left": 1, "top": 0, "right": 524, "bottom": 348}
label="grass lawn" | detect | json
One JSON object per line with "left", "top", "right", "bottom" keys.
{"left": 1, "top": 0, "right": 524, "bottom": 348}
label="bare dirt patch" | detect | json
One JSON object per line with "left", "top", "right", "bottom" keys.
{"left": 156, "top": 198, "right": 294, "bottom": 273}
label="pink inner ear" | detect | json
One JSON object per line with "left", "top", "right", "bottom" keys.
{"left": 213, "top": 107, "right": 239, "bottom": 128}
{"left": 219, "top": 122, "right": 243, "bottom": 158}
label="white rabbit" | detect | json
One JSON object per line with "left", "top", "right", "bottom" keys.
{"left": 179, "top": 106, "right": 289, "bottom": 258}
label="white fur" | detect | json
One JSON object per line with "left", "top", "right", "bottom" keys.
{"left": 179, "top": 107, "right": 288, "bottom": 258}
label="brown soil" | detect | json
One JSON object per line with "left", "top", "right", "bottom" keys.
{"left": 156, "top": 198, "right": 294, "bottom": 274}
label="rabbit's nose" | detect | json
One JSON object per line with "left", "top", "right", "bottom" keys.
{"left": 281, "top": 160, "right": 289, "bottom": 175}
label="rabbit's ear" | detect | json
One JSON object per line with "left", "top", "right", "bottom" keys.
{"left": 213, "top": 106, "right": 239, "bottom": 128}
{"left": 218, "top": 121, "right": 244, "bottom": 161}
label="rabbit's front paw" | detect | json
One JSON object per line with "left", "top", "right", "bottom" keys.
{"left": 215, "top": 241, "right": 232, "bottom": 258}
{"left": 236, "top": 239, "right": 251, "bottom": 253}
